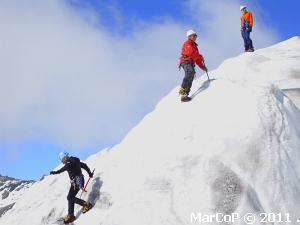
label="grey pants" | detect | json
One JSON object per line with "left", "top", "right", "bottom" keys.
{"left": 181, "top": 61, "right": 196, "bottom": 95}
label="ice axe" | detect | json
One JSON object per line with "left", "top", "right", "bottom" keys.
{"left": 202, "top": 59, "right": 210, "bottom": 81}
{"left": 205, "top": 70, "right": 210, "bottom": 81}
{"left": 80, "top": 168, "right": 95, "bottom": 199}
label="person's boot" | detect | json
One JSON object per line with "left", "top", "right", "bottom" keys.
{"left": 82, "top": 202, "right": 93, "bottom": 214}
{"left": 248, "top": 48, "right": 255, "bottom": 52}
{"left": 179, "top": 87, "right": 186, "bottom": 95}
{"left": 181, "top": 93, "right": 191, "bottom": 102}
{"left": 63, "top": 214, "right": 76, "bottom": 224}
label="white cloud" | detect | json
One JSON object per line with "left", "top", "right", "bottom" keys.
{"left": 0, "top": 0, "right": 279, "bottom": 151}
{"left": 186, "top": 0, "right": 280, "bottom": 68}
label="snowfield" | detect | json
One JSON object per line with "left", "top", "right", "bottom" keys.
{"left": 1, "top": 37, "right": 300, "bottom": 225}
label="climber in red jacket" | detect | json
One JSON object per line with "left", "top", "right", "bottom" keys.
{"left": 179, "top": 30, "right": 207, "bottom": 102}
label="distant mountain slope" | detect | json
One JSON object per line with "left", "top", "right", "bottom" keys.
{"left": 0, "top": 175, "right": 34, "bottom": 217}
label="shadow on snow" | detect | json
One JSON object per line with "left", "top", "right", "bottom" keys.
{"left": 190, "top": 78, "right": 216, "bottom": 99}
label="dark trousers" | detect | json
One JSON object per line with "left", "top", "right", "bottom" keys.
{"left": 181, "top": 61, "right": 196, "bottom": 95}
{"left": 67, "top": 185, "right": 85, "bottom": 216}
{"left": 241, "top": 28, "right": 254, "bottom": 51}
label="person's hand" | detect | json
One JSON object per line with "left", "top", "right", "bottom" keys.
{"left": 89, "top": 172, "right": 94, "bottom": 178}
{"left": 50, "top": 171, "right": 56, "bottom": 175}
{"left": 247, "top": 26, "right": 252, "bottom": 32}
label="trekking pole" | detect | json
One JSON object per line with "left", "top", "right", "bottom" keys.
{"left": 80, "top": 168, "right": 95, "bottom": 199}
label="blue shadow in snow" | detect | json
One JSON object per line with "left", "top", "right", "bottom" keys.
{"left": 190, "top": 78, "right": 216, "bottom": 99}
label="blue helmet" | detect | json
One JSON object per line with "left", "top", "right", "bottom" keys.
{"left": 58, "top": 152, "right": 69, "bottom": 162}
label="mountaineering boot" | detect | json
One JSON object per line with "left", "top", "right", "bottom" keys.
{"left": 179, "top": 87, "right": 186, "bottom": 95}
{"left": 82, "top": 202, "right": 93, "bottom": 213}
{"left": 179, "top": 87, "right": 191, "bottom": 102}
{"left": 181, "top": 93, "right": 192, "bottom": 102}
{"left": 63, "top": 214, "right": 76, "bottom": 224}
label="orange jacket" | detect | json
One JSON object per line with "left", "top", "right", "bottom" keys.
{"left": 179, "top": 39, "right": 205, "bottom": 70}
{"left": 240, "top": 11, "right": 253, "bottom": 28}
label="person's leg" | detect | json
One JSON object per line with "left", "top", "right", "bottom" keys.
{"left": 186, "top": 71, "right": 195, "bottom": 95}
{"left": 241, "top": 29, "right": 248, "bottom": 51}
{"left": 67, "top": 185, "right": 81, "bottom": 216}
{"left": 72, "top": 176, "right": 86, "bottom": 207}
{"left": 73, "top": 196, "right": 86, "bottom": 207}
{"left": 247, "top": 30, "right": 254, "bottom": 50}
{"left": 72, "top": 177, "right": 92, "bottom": 214}
{"left": 181, "top": 62, "right": 189, "bottom": 94}
{"left": 181, "top": 62, "right": 195, "bottom": 95}
{"left": 244, "top": 29, "right": 254, "bottom": 51}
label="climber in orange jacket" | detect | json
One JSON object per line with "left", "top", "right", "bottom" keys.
{"left": 178, "top": 30, "right": 207, "bottom": 102}
{"left": 240, "top": 5, "right": 254, "bottom": 52}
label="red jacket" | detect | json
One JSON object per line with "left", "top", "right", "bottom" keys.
{"left": 179, "top": 39, "right": 205, "bottom": 70}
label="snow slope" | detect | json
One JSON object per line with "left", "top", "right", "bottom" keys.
{"left": 1, "top": 37, "right": 300, "bottom": 225}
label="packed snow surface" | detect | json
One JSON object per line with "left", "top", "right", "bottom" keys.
{"left": 1, "top": 37, "right": 300, "bottom": 225}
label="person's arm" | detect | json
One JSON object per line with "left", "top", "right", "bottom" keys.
{"left": 80, "top": 162, "right": 93, "bottom": 177}
{"left": 184, "top": 42, "right": 207, "bottom": 71}
{"left": 241, "top": 16, "right": 247, "bottom": 29}
{"left": 240, "top": 17, "right": 243, "bottom": 29}
{"left": 193, "top": 51, "right": 207, "bottom": 71}
{"left": 249, "top": 12, "right": 253, "bottom": 27}
{"left": 50, "top": 164, "right": 68, "bottom": 175}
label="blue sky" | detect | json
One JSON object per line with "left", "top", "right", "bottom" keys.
{"left": 68, "top": 0, "right": 300, "bottom": 39}
{"left": 254, "top": 0, "right": 300, "bottom": 40}
{"left": 0, "top": 0, "right": 299, "bottom": 181}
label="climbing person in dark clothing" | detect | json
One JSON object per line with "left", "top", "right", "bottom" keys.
{"left": 50, "top": 152, "right": 94, "bottom": 223}
{"left": 179, "top": 29, "right": 207, "bottom": 102}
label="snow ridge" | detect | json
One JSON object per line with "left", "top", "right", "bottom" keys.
{"left": 1, "top": 37, "right": 300, "bottom": 225}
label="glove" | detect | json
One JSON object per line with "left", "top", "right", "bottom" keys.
{"left": 50, "top": 171, "right": 56, "bottom": 175}
{"left": 89, "top": 172, "right": 94, "bottom": 178}
{"left": 247, "top": 26, "right": 252, "bottom": 32}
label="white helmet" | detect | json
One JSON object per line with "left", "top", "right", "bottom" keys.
{"left": 240, "top": 5, "right": 247, "bottom": 11}
{"left": 186, "top": 29, "right": 197, "bottom": 37}
{"left": 58, "top": 152, "right": 69, "bottom": 162}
